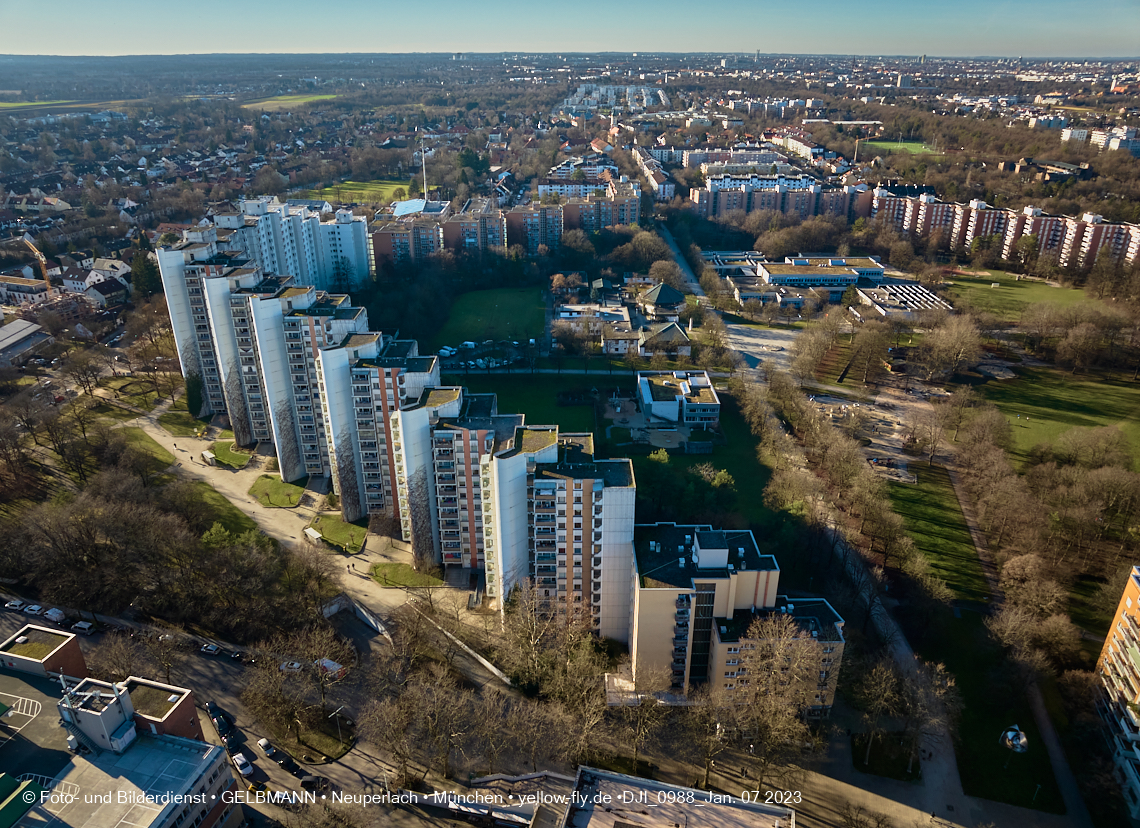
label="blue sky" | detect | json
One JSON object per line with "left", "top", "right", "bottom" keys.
{"left": 2, "top": 0, "right": 1138, "bottom": 57}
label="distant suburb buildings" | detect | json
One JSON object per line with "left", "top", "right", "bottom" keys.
{"left": 370, "top": 179, "right": 640, "bottom": 267}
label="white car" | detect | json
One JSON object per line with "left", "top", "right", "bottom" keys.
{"left": 232, "top": 753, "right": 253, "bottom": 777}
{"left": 200, "top": 644, "right": 220, "bottom": 656}
{"left": 280, "top": 661, "right": 302, "bottom": 673}
{"left": 23, "top": 605, "right": 44, "bottom": 616}
{"left": 256, "top": 737, "right": 276, "bottom": 758}
{"left": 5, "top": 600, "right": 24, "bottom": 611}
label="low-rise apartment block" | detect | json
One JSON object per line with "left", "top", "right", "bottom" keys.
{"left": 637, "top": 370, "right": 721, "bottom": 428}
{"left": 630, "top": 523, "right": 844, "bottom": 711}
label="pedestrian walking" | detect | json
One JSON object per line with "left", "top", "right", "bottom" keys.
{"left": 346, "top": 564, "right": 350, "bottom": 572}
{"left": 174, "top": 443, "right": 178, "bottom": 449}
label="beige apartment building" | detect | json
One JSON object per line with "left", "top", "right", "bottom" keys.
{"left": 630, "top": 523, "right": 845, "bottom": 714}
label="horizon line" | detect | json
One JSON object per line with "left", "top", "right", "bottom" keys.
{"left": 2, "top": 51, "right": 1139, "bottom": 61}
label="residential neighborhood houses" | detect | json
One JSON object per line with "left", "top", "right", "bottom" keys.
{"left": 0, "top": 42, "right": 1139, "bottom": 828}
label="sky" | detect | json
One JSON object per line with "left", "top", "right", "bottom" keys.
{"left": 2, "top": 0, "right": 1139, "bottom": 58}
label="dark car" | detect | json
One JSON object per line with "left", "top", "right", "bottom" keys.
{"left": 300, "top": 776, "right": 330, "bottom": 792}
{"left": 276, "top": 755, "right": 299, "bottom": 775}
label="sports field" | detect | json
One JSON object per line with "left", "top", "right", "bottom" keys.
{"left": 0, "top": 100, "right": 75, "bottom": 109}
{"left": 243, "top": 94, "right": 338, "bottom": 111}
{"left": 862, "top": 140, "right": 939, "bottom": 155}
{"left": 299, "top": 179, "right": 412, "bottom": 204}
{"left": 946, "top": 269, "right": 1094, "bottom": 322}
{"left": 429, "top": 288, "right": 546, "bottom": 352}
{"left": 978, "top": 366, "right": 1140, "bottom": 469}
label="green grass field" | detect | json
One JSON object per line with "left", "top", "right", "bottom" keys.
{"left": 429, "top": 288, "right": 546, "bottom": 353}
{"left": 189, "top": 481, "right": 259, "bottom": 535}
{"left": 119, "top": 427, "right": 175, "bottom": 474}
{"left": 0, "top": 100, "right": 76, "bottom": 109}
{"left": 99, "top": 377, "right": 160, "bottom": 412}
{"left": 911, "top": 611, "right": 1064, "bottom": 812}
{"left": 946, "top": 269, "right": 1094, "bottom": 323}
{"left": 242, "top": 93, "right": 338, "bottom": 111}
{"left": 299, "top": 178, "right": 412, "bottom": 204}
{"left": 157, "top": 396, "right": 210, "bottom": 437}
{"left": 249, "top": 474, "right": 307, "bottom": 508}
{"left": 372, "top": 562, "right": 445, "bottom": 588}
{"left": 888, "top": 464, "right": 989, "bottom": 603}
{"left": 976, "top": 366, "right": 1140, "bottom": 469}
{"left": 440, "top": 374, "right": 608, "bottom": 435}
{"left": 862, "top": 140, "right": 940, "bottom": 155}
{"left": 310, "top": 515, "right": 367, "bottom": 554}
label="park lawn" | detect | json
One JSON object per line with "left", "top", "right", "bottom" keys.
{"left": 187, "top": 481, "right": 258, "bottom": 535}
{"left": 98, "top": 376, "right": 160, "bottom": 411}
{"left": 441, "top": 374, "right": 612, "bottom": 435}
{"left": 119, "top": 427, "right": 175, "bottom": 473}
{"left": 299, "top": 178, "right": 412, "bottom": 203}
{"left": 862, "top": 140, "right": 940, "bottom": 155}
{"left": 242, "top": 93, "right": 337, "bottom": 110}
{"left": 888, "top": 464, "right": 989, "bottom": 603}
{"left": 946, "top": 269, "right": 1094, "bottom": 323}
{"left": 211, "top": 439, "right": 252, "bottom": 470}
{"left": 977, "top": 366, "right": 1140, "bottom": 469}
{"left": 631, "top": 394, "right": 777, "bottom": 531}
{"left": 311, "top": 514, "right": 367, "bottom": 554}
{"left": 157, "top": 396, "right": 210, "bottom": 437}
{"left": 815, "top": 335, "right": 856, "bottom": 386}
{"left": 429, "top": 288, "right": 546, "bottom": 352}
{"left": 249, "top": 474, "right": 307, "bottom": 508}
{"left": 372, "top": 562, "right": 445, "bottom": 588}
{"left": 910, "top": 610, "right": 1064, "bottom": 813}
{"left": 88, "top": 400, "right": 139, "bottom": 422}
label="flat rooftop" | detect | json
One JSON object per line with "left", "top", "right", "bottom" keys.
{"left": 717, "top": 596, "right": 845, "bottom": 643}
{"left": 566, "top": 767, "right": 793, "bottom": 828}
{"left": 126, "top": 679, "right": 188, "bottom": 720}
{"left": 634, "top": 523, "right": 776, "bottom": 590}
{"left": 419, "top": 386, "right": 462, "bottom": 409}
{"left": 641, "top": 372, "right": 719, "bottom": 405}
{"left": 0, "top": 627, "right": 69, "bottom": 661}
{"left": 13, "top": 735, "right": 220, "bottom": 828}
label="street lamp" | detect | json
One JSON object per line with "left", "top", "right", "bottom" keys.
{"left": 329, "top": 705, "right": 345, "bottom": 745}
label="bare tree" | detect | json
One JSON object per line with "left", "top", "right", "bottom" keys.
{"left": 616, "top": 665, "right": 671, "bottom": 773}
{"left": 855, "top": 658, "right": 901, "bottom": 766}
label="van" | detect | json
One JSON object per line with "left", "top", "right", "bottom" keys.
{"left": 460, "top": 341, "right": 477, "bottom": 350}
{"left": 43, "top": 608, "right": 66, "bottom": 624}
{"left": 71, "top": 621, "right": 94, "bottom": 635}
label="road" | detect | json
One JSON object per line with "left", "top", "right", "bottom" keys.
{"left": 657, "top": 223, "right": 705, "bottom": 297}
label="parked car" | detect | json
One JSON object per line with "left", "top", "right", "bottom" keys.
{"left": 43, "top": 608, "right": 66, "bottom": 624}
{"left": 200, "top": 644, "right": 220, "bottom": 656}
{"left": 300, "top": 776, "right": 329, "bottom": 792}
{"left": 256, "top": 738, "right": 276, "bottom": 758}
{"left": 5, "top": 600, "right": 25, "bottom": 611}
{"left": 71, "top": 621, "right": 95, "bottom": 635}
{"left": 23, "top": 605, "right": 44, "bottom": 616}
{"left": 279, "top": 661, "right": 302, "bottom": 673}
{"left": 232, "top": 753, "right": 253, "bottom": 777}
{"left": 313, "top": 658, "right": 346, "bottom": 679}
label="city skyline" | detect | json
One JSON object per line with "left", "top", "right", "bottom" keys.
{"left": 2, "top": 0, "right": 1139, "bottom": 58}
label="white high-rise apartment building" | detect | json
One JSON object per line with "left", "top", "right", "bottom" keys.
{"left": 213, "top": 197, "right": 371, "bottom": 290}
{"left": 482, "top": 430, "right": 636, "bottom": 641}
